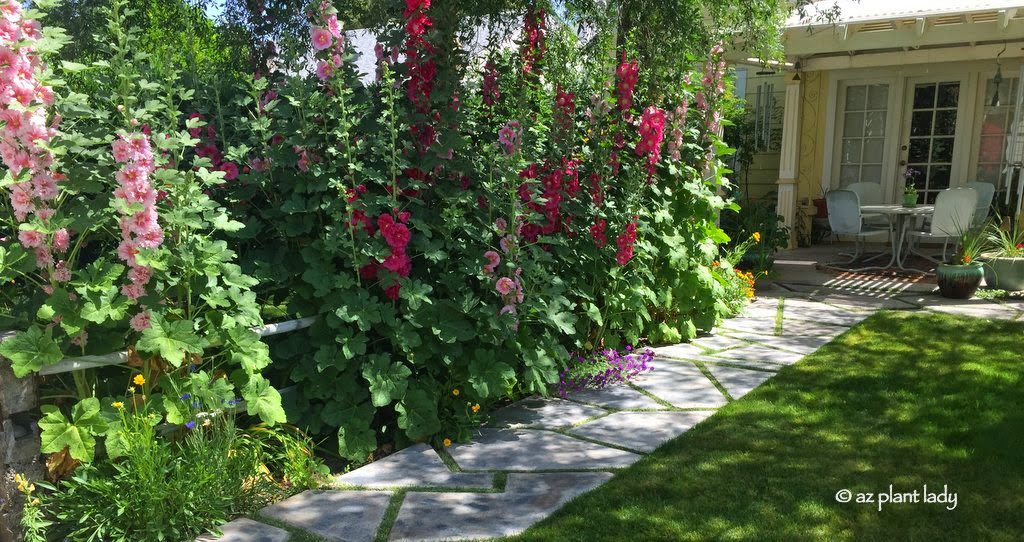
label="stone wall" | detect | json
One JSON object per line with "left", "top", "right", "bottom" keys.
{"left": 0, "top": 331, "right": 40, "bottom": 542}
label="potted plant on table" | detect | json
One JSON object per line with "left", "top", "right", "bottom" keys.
{"left": 981, "top": 217, "right": 1024, "bottom": 291}
{"left": 902, "top": 168, "right": 920, "bottom": 207}
{"left": 936, "top": 223, "right": 988, "bottom": 299}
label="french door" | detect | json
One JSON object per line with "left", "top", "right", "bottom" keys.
{"left": 898, "top": 78, "right": 966, "bottom": 203}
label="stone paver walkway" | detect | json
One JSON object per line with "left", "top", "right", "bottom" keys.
{"left": 206, "top": 274, "right": 1024, "bottom": 541}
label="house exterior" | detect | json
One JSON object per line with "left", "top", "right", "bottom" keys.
{"left": 731, "top": 0, "right": 1024, "bottom": 245}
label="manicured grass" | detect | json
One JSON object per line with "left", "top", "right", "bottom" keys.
{"left": 510, "top": 312, "right": 1024, "bottom": 541}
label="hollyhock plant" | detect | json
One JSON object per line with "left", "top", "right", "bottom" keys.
{"left": 111, "top": 132, "right": 162, "bottom": 299}
{"left": 310, "top": 27, "right": 333, "bottom": 51}
{"left": 616, "top": 219, "right": 638, "bottom": 266}
{"left": 482, "top": 61, "right": 500, "bottom": 105}
{"left": 498, "top": 121, "right": 522, "bottom": 155}
{"left": 615, "top": 57, "right": 639, "bottom": 111}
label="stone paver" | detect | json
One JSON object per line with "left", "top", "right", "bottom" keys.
{"left": 782, "top": 300, "right": 869, "bottom": 327}
{"left": 705, "top": 365, "right": 775, "bottom": 400}
{"left": 487, "top": 397, "right": 607, "bottom": 430}
{"left": 711, "top": 344, "right": 803, "bottom": 368}
{"left": 718, "top": 316, "right": 778, "bottom": 335}
{"left": 630, "top": 361, "right": 728, "bottom": 408}
{"left": 197, "top": 518, "right": 290, "bottom": 542}
{"left": 688, "top": 334, "right": 748, "bottom": 352}
{"left": 336, "top": 444, "right": 492, "bottom": 489}
{"left": 261, "top": 490, "right": 391, "bottom": 542}
{"left": 650, "top": 342, "right": 704, "bottom": 359}
{"left": 448, "top": 429, "right": 641, "bottom": 471}
{"left": 923, "top": 302, "right": 1021, "bottom": 320}
{"left": 387, "top": 472, "right": 613, "bottom": 542}
{"left": 724, "top": 332, "right": 832, "bottom": 355}
{"left": 777, "top": 319, "right": 849, "bottom": 338}
{"left": 570, "top": 411, "right": 715, "bottom": 452}
{"left": 565, "top": 385, "right": 666, "bottom": 410}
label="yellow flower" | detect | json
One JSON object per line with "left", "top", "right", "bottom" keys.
{"left": 112, "top": 401, "right": 124, "bottom": 409}
{"left": 14, "top": 473, "right": 34, "bottom": 494}
{"left": 472, "top": 404, "right": 481, "bottom": 413}
{"left": 443, "top": 438, "right": 452, "bottom": 447}
{"left": 753, "top": 232, "right": 762, "bottom": 243}
{"left": 452, "top": 389, "right": 460, "bottom": 396}
{"left": 133, "top": 374, "right": 146, "bottom": 386}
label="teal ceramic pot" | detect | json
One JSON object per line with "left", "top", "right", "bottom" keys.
{"left": 902, "top": 193, "right": 918, "bottom": 207}
{"left": 936, "top": 262, "right": 984, "bottom": 299}
{"left": 982, "top": 257, "right": 1024, "bottom": 291}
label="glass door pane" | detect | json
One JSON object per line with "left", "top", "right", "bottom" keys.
{"left": 837, "top": 83, "right": 889, "bottom": 192}
{"left": 905, "top": 81, "right": 960, "bottom": 203}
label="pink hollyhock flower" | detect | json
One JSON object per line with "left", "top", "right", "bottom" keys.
{"left": 310, "top": 27, "right": 332, "bottom": 51}
{"left": 495, "top": 277, "right": 515, "bottom": 296}
{"left": 332, "top": 54, "right": 343, "bottom": 68}
{"left": 70, "top": 330, "right": 88, "bottom": 347}
{"left": 483, "top": 250, "right": 501, "bottom": 273}
{"left": 497, "top": 121, "right": 522, "bottom": 155}
{"left": 315, "top": 60, "right": 334, "bottom": 80}
{"left": 495, "top": 217, "right": 507, "bottom": 231}
{"left": 136, "top": 226, "right": 164, "bottom": 249}
{"left": 403, "top": 0, "right": 430, "bottom": 17}
{"left": 117, "top": 240, "right": 139, "bottom": 266}
{"left": 17, "top": 229, "right": 43, "bottom": 248}
{"left": 326, "top": 14, "right": 342, "bottom": 38}
{"left": 130, "top": 311, "right": 151, "bottom": 332}
{"left": 52, "top": 228, "right": 69, "bottom": 252}
{"left": 499, "top": 304, "right": 517, "bottom": 315}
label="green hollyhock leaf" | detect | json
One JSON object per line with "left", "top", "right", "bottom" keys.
{"left": 242, "top": 374, "right": 286, "bottom": 425}
{"left": 399, "top": 280, "right": 433, "bottom": 310}
{"left": 396, "top": 388, "right": 441, "bottom": 440}
{"left": 585, "top": 303, "right": 603, "bottom": 326}
{"left": 188, "top": 371, "right": 236, "bottom": 409}
{"left": 225, "top": 325, "right": 271, "bottom": 374}
{"left": 336, "top": 404, "right": 377, "bottom": 461}
{"left": 38, "top": 397, "right": 108, "bottom": 463}
{"left": 361, "top": 355, "right": 411, "bottom": 407}
{"left": 523, "top": 348, "right": 560, "bottom": 394}
{"left": 0, "top": 325, "right": 64, "bottom": 377}
{"left": 468, "top": 350, "right": 516, "bottom": 399}
{"left": 79, "top": 285, "right": 129, "bottom": 324}
{"left": 137, "top": 317, "right": 206, "bottom": 367}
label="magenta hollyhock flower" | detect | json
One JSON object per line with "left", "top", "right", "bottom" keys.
{"left": 219, "top": 161, "right": 239, "bottom": 180}
{"left": 496, "top": 277, "right": 515, "bottom": 296}
{"left": 310, "top": 27, "right": 332, "bottom": 51}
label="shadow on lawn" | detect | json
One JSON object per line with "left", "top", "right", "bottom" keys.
{"left": 510, "top": 311, "right": 1024, "bottom": 542}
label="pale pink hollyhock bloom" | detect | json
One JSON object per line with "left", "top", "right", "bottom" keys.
{"left": 495, "top": 217, "right": 507, "bottom": 231}
{"left": 128, "top": 265, "right": 152, "bottom": 286}
{"left": 41, "top": 285, "right": 53, "bottom": 295}
{"left": 121, "top": 283, "right": 144, "bottom": 300}
{"left": 34, "top": 245, "right": 52, "bottom": 268}
{"left": 32, "top": 172, "right": 58, "bottom": 200}
{"left": 17, "top": 229, "right": 43, "bottom": 248}
{"left": 483, "top": 250, "right": 500, "bottom": 273}
{"left": 326, "top": 14, "right": 342, "bottom": 38}
{"left": 499, "top": 304, "right": 517, "bottom": 315}
{"left": 35, "top": 207, "right": 53, "bottom": 221}
{"left": 111, "top": 137, "right": 133, "bottom": 162}
{"left": 52, "top": 261, "right": 70, "bottom": 282}
{"left": 129, "top": 311, "right": 151, "bottom": 332}
{"left": 136, "top": 226, "right": 164, "bottom": 249}
{"left": 52, "top": 228, "right": 69, "bottom": 252}
{"left": 117, "top": 240, "right": 139, "bottom": 266}
{"left": 310, "top": 27, "right": 332, "bottom": 51}
{"left": 495, "top": 277, "right": 515, "bottom": 296}
{"left": 332, "top": 54, "right": 342, "bottom": 68}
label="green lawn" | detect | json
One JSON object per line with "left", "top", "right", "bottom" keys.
{"left": 510, "top": 311, "right": 1024, "bottom": 542}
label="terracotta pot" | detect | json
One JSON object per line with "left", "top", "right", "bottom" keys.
{"left": 982, "top": 257, "right": 1024, "bottom": 291}
{"left": 936, "top": 262, "right": 984, "bottom": 299}
{"left": 812, "top": 198, "right": 827, "bottom": 218}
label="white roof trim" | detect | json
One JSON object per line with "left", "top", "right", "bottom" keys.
{"left": 787, "top": 0, "right": 1024, "bottom": 28}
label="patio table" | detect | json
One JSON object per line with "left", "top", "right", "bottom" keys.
{"left": 859, "top": 204, "right": 935, "bottom": 270}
